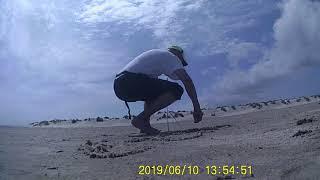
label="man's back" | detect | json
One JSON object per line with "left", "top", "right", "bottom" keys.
{"left": 119, "top": 49, "right": 184, "bottom": 80}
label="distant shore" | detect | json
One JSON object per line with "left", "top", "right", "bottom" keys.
{"left": 29, "top": 94, "right": 320, "bottom": 128}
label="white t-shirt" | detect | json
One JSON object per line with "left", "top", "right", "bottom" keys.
{"left": 119, "top": 49, "right": 184, "bottom": 80}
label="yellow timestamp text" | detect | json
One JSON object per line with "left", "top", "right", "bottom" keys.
{"left": 205, "top": 165, "right": 253, "bottom": 176}
{"left": 138, "top": 165, "right": 253, "bottom": 176}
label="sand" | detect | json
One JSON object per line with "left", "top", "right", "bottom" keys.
{"left": 1, "top": 101, "right": 320, "bottom": 179}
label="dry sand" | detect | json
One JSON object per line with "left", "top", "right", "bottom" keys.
{"left": 1, "top": 101, "right": 320, "bottom": 180}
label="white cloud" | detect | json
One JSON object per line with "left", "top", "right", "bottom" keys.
{"left": 77, "top": 0, "right": 276, "bottom": 54}
{"left": 226, "top": 42, "right": 266, "bottom": 69}
{"left": 1, "top": 0, "right": 127, "bottom": 84}
{"left": 201, "top": 66, "right": 217, "bottom": 76}
{"left": 0, "top": 0, "right": 130, "bottom": 124}
{"left": 77, "top": 0, "right": 193, "bottom": 47}
{"left": 205, "top": 0, "right": 320, "bottom": 104}
{"left": 0, "top": 0, "right": 282, "bottom": 124}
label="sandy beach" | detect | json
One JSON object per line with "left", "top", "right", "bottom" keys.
{"left": 1, "top": 98, "right": 320, "bottom": 180}
{"left": 2, "top": 0, "right": 320, "bottom": 179}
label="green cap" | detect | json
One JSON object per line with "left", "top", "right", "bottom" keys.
{"left": 168, "top": 45, "right": 188, "bottom": 66}
{"left": 168, "top": 45, "right": 184, "bottom": 54}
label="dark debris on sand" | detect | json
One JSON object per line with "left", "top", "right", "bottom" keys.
{"left": 78, "top": 138, "right": 152, "bottom": 159}
{"left": 296, "top": 118, "right": 315, "bottom": 125}
{"left": 292, "top": 130, "right": 313, "bottom": 137}
{"left": 216, "top": 175, "right": 235, "bottom": 180}
{"left": 85, "top": 140, "right": 93, "bottom": 146}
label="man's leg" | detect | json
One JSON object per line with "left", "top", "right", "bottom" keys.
{"left": 144, "top": 92, "right": 177, "bottom": 118}
{"left": 143, "top": 101, "right": 152, "bottom": 126}
{"left": 131, "top": 92, "right": 177, "bottom": 131}
{"left": 137, "top": 102, "right": 154, "bottom": 133}
{"left": 133, "top": 102, "right": 152, "bottom": 132}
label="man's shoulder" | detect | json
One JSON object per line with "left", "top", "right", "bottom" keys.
{"left": 143, "top": 49, "right": 170, "bottom": 55}
{"left": 135, "top": 49, "right": 173, "bottom": 61}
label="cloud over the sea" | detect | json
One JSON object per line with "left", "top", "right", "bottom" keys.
{"left": 203, "top": 0, "right": 320, "bottom": 104}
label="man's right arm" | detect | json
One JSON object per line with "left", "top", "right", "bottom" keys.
{"left": 174, "top": 69, "right": 203, "bottom": 123}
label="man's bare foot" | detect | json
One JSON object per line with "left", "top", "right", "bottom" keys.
{"left": 140, "top": 121, "right": 160, "bottom": 134}
{"left": 140, "top": 127, "right": 160, "bottom": 135}
{"left": 131, "top": 113, "right": 160, "bottom": 135}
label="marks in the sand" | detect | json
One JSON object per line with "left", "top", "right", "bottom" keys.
{"left": 162, "top": 125, "right": 231, "bottom": 136}
{"left": 216, "top": 175, "right": 236, "bottom": 179}
{"left": 126, "top": 125, "right": 231, "bottom": 143}
{"left": 78, "top": 125, "right": 231, "bottom": 159}
{"left": 129, "top": 124, "right": 231, "bottom": 138}
{"left": 127, "top": 132, "right": 203, "bottom": 143}
{"left": 164, "top": 132, "right": 203, "bottom": 141}
{"left": 127, "top": 124, "right": 231, "bottom": 145}
{"left": 78, "top": 139, "right": 153, "bottom": 159}
{"left": 292, "top": 130, "right": 313, "bottom": 137}
{"left": 102, "top": 134, "right": 114, "bottom": 137}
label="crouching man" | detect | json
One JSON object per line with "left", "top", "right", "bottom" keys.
{"left": 114, "top": 46, "right": 203, "bottom": 135}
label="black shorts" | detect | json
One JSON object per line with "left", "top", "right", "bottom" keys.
{"left": 113, "top": 71, "right": 184, "bottom": 102}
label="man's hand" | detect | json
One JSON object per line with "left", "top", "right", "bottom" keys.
{"left": 193, "top": 109, "right": 203, "bottom": 123}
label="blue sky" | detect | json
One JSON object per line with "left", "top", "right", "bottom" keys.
{"left": 1, "top": 0, "right": 320, "bottom": 125}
